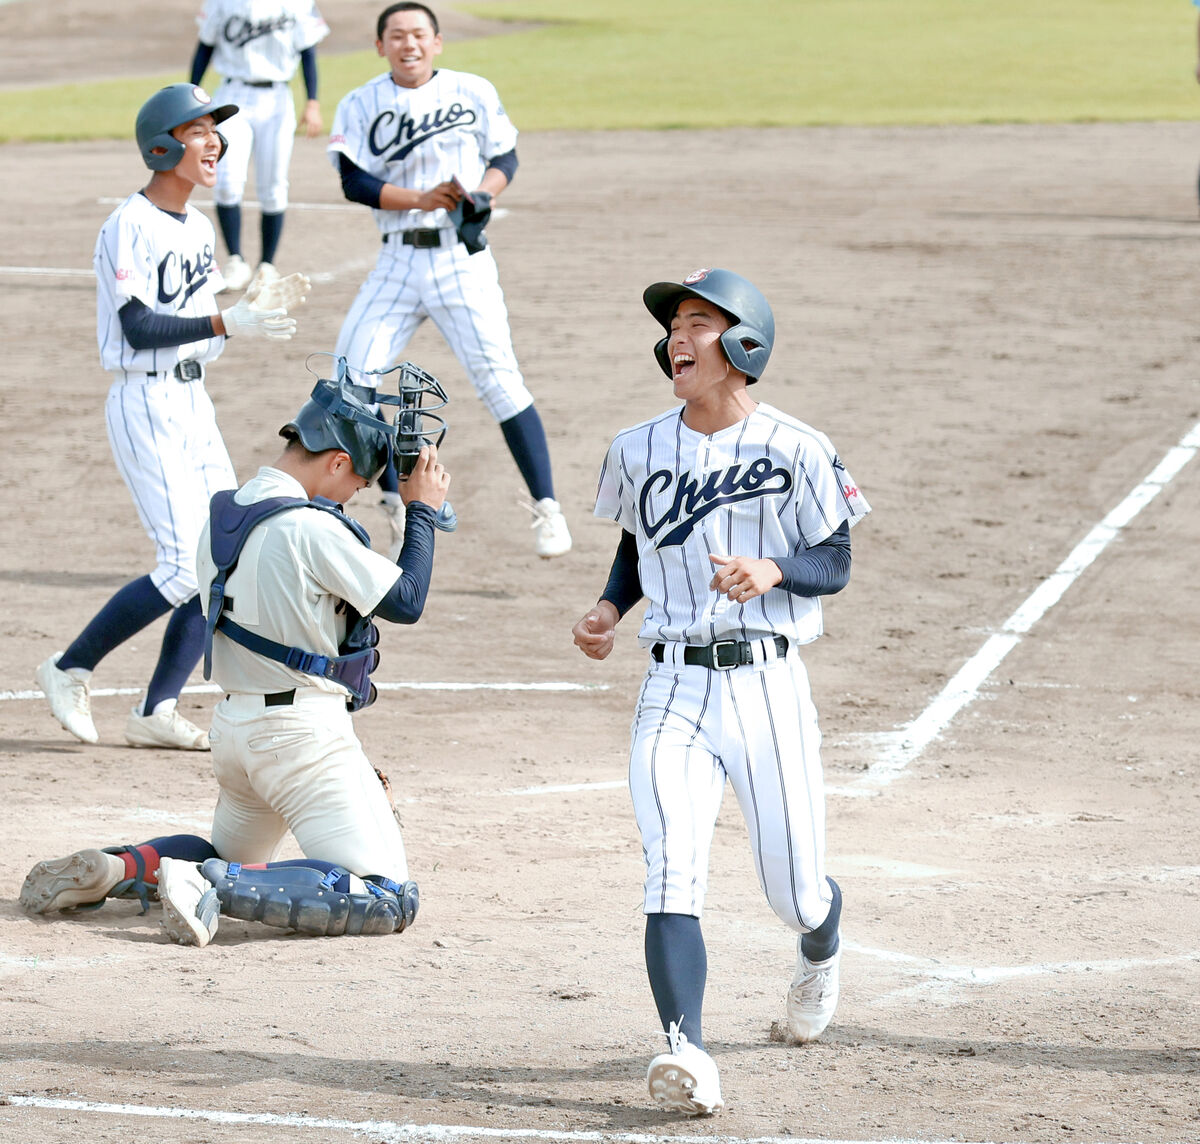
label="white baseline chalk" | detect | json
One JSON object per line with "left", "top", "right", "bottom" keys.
{"left": 860, "top": 417, "right": 1200, "bottom": 789}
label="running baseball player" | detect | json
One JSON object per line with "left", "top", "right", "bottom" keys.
{"left": 571, "top": 269, "right": 870, "bottom": 1115}
{"left": 34, "top": 83, "right": 309, "bottom": 751}
{"left": 21, "top": 361, "right": 450, "bottom": 946}
{"left": 191, "top": 0, "right": 329, "bottom": 292}
{"left": 328, "top": 2, "right": 571, "bottom": 559}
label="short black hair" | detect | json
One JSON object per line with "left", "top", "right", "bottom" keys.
{"left": 377, "top": 2, "right": 439, "bottom": 40}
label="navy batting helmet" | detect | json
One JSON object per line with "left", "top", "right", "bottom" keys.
{"left": 643, "top": 268, "right": 775, "bottom": 383}
{"left": 136, "top": 84, "right": 237, "bottom": 172}
{"left": 281, "top": 360, "right": 396, "bottom": 482}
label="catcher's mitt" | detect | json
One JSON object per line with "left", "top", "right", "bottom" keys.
{"left": 450, "top": 190, "right": 493, "bottom": 255}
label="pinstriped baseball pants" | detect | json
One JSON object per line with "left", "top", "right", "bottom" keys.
{"left": 628, "top": 650, "right": 833, "bottom": 932}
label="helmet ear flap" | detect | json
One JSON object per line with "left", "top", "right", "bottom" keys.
{"left": 653, "top": 335, "right": 673, "bottom": 379}
{"left": 217, "top": 130, "right": 228, "bottom": 162}
{"left": 144, "top": 131, "right": 185, "bottom": 171}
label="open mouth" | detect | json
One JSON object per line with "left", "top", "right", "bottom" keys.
{"left": 672, "top": 353, "right": 695, "bottom": 379}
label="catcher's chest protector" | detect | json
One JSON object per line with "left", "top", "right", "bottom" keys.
{"left": 204, "top": 491, "right": 381, "bottom": 710}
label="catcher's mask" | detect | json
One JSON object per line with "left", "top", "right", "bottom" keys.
{"left": 643, "top": 267, "right": 775, "bottom": 384}
{"left": 280, "top": 355, "right": 449, "bottom": 481}
{"left": 136, "top": 83, "right": 237, "bottom": 172}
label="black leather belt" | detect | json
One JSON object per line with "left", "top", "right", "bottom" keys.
{"left": 384, "top": 228, "right": 443, "bottom": 248}
{"left": 264, "top": 690, "right": 296, "bottom": 706}
{"left": 243, "top": 80, "right": 280, "bottom": 88}
{"left": 146, "top": 361, "right": 202, "bottom": 382}
{"left": 651, "top": 635, "right": 789, "bottom": 671}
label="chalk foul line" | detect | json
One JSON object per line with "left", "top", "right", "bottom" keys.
{"left": 858, "top": 417, "right": 1200, "bottom": 790}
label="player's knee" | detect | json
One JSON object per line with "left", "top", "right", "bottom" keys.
{"left": 259, "top": 191, "right": 288, "bottom": 214}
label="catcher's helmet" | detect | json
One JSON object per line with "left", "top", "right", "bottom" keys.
{"left": 136, "top": 84, "right": 237, "bottom": 172}
{"left": 281, "top": 359, "right": 396, "bottom": 482}
{"left": 643, "top": 268, "right": 775, "bottom": 383}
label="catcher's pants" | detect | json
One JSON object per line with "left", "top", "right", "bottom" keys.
{"left": 208, "top": 689, "right": 409, "bottom": 882}
{"left": 334, "top": 238, "right": 533, "bottom": 422}
{"left": 629, "top": 647, "right": 834, "bottom": 932}
{"left": 105, "top": 371, "right": 237, "bottom": 606}
{"left": 212, "top": 79, "right": 295, "bottom": 214}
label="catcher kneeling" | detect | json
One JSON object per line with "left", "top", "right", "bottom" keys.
{"left": 20, "top": 357, "right": 452, "bottom": 946}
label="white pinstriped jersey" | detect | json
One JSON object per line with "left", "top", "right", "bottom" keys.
{"left": 197, "top": 0, "right": 328, "bottom": 83}
{"left": 594, "top": 402, "right": 870, "bottom": 648}
{"left": 94, "top": 192, "right": 226, "bottom": 374}
{"left": 327, "top": 68, "right": 518, "bottom": 236}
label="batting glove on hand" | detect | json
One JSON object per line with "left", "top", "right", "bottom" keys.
{"left": 219, "top": 296, "right": 297, "bottom": 340}
{"left": 249, "top": 272, "right": 311, "bottom": 312}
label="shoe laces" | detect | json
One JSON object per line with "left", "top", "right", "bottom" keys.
{"left": 521, "top": 497, "right": 560, "bottom": 532}
{"left": 664, "top": 1018, "right": 689, "bottom": 1055}
{"left": 793, "top": 963, "right": 835, "bottom": 1005}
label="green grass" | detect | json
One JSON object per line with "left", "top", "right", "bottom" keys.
{"left": 1, "top": 0, "right": 1196, "bottom": 141}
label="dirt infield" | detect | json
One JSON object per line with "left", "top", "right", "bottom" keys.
{"left": 2, "top": 8, "right": 1200, "bottom": 1143}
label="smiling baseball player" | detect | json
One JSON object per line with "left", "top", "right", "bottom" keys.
{"left": 191, "top": 0, "right": 329, "bottom": 291}
{"left": 328, "top": 2, "right": 571, "bottom": 558}
{"left": 35, "top": 83, "right": 308, "bottom": 751}
{"left": 572, "top": 269, "right": 870, "bottom": 1115}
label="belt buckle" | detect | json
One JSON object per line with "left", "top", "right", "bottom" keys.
{"left": 174, "top": 360, "right": 202, "bottom": 382}
{"left": 710, "top": 639, "right": 740, "bottom": 671}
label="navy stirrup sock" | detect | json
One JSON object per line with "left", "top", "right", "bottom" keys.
{"left": 58, "top": 575, "right": 172, "bottom": 673}
{"left": 260, "top": 211, "right": 284, "bottom": 265}
{"left": 800, "top": 876, "right": 842, "bottom": 963}
{"left": 143, "top": 596, "right": 206, "bottom": 714}
{"left": 645, "top": 912, "right": 708, "bottom": 1050}
{"left": 216, "top": 203, "right": 242, "bottom": 257}
{"left": 145, "top": 834, "right": 219, "bottom": 863}
{"left": 499, "top": 405, "right": 555, "bottom": 502}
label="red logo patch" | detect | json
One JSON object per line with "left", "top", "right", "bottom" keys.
{"left": 115, "top": 268, "right": 133, "bottom": 281}
{"left": 844, "top": 484, "right": 858, "bottom": 499}
{"left": 683, "top": 268, "right": 711, "bottom": 285}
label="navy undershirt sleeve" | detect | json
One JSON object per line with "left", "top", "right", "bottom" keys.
{"left": 372, "top": 502, "right": 437, "bottom": 624}
{"left": 599, "top": 529, "right": 642, "bottom": 618}
{"left": 338, "top": 153, "right": 385, "bottom": 209}
{"left": 300, "top": 47, "right": 318, "bottom": 100}
{"left": 190, "top": 42, "right": 214, "bottom": 87}
{"left": 119, "top": 298, "right": 217, "bottom": 351}
{"left": 486, "top": 148, "right": 518, "bottom": 183}
{"left": 774, "top": 520, "right": 852, "bottom": 596}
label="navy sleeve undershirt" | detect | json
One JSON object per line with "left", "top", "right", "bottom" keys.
{"left": 599, "top": 529, "right": 642, "bottom": 618}
{"left": 338, "top": 153, "right": 385, "bottom": 209}
{"left": 119, "top": 298, "right": 216, "bottom": 351}
{"left": 774, "top": 520, "right": 852, "bottom": 596}
{"left": 372, "top": 501, "right": 437, "bottom": 624}
{"left": 300, "top": 47, "right": 318, "bottom": 101}
{"left": 190, "top": 42, "right": 214, "bottom": 87}
{"left": 486, "top": 148, "right": 518, "bottom": 183}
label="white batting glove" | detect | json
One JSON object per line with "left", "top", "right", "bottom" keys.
{"left": 219, "top": 296, "right": 297, "bottom": 340}
{"left": 249, "top": 272, "right": 311, "bottom": 312}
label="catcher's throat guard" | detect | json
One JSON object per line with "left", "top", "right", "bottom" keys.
{"left": 203, "top": 492, "right": 382, "bottom": 711}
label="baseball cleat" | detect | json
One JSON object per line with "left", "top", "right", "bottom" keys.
{"left": 158, "top": 857, "right": 221, "bottom": 947}
{"left": 786, "top": 943, "right": 841, "bottom": 1043}
{"left": 646, "top": 1023, "right": 723, "bottom": 1115}
{"left": 35, "top": 652, "right": 99, "bottom": 744}
{"left": 19, "top": 848, "right": 125, "bottom": 913}
{"left": 527, "top": 497, "right": 572, "bottom": 558}
{"left": 220, "top": 254, "right": 253, "bottom": 293}
{"left": 124, "top": 706, "right": 211, "bottom": 751}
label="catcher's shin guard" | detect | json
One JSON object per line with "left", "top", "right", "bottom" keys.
{"left": 200, "top": 859, "right": 419, "bottom": 935}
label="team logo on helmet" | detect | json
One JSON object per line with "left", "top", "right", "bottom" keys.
{"left": 683, "top": 268, "right": 711, "bottom": 284}
{"left": 192, "top": 86, "right": 212, "bottom": 104}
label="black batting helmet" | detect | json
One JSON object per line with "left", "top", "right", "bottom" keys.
{"left": 136, "top": 84, "right": 237, "bottom": 172}
{"left": 643, "top": 268, "right": 775, "bottom": 383}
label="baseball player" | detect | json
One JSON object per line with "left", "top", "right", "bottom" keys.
{"left": 571, "top": 270, "right": 870, "bottom": 1115}
{"left": 328, "top": 2, "right": 571, "bottom": 559}
{"left": 34, "top": 83, "right": 309, "bottom": 752}
{"left": 190, "top": 0, "right": 329, "bottom": 292}
{"left": 21, "top": 363, "right": 450, "bottom": 947}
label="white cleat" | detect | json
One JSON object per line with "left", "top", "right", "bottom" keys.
{"left": 527, "top": 497, "right": 572, "bottom": 558}
{"left": 646, "top": 1023, "right": 723, "bottom": 1115}
{"left": 19, "top": 848, "right": 125, "bottom": 913}
{"left": 158, "top": 857, "right": 220, "bottom": 947}
{"left": 35, "top": 652, "right": 98, "bottom": 743}
{"left": 246, "top": 260, "right": 280, "bottom": 301}
{"left": 786, "top": 943, "right": 841, "bottom": 1043}
{"left": 220, "top": 254, "right": 253, "bottom": 293}
{"left": 124, "top": 706, "right": 211, "bottom": 751}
